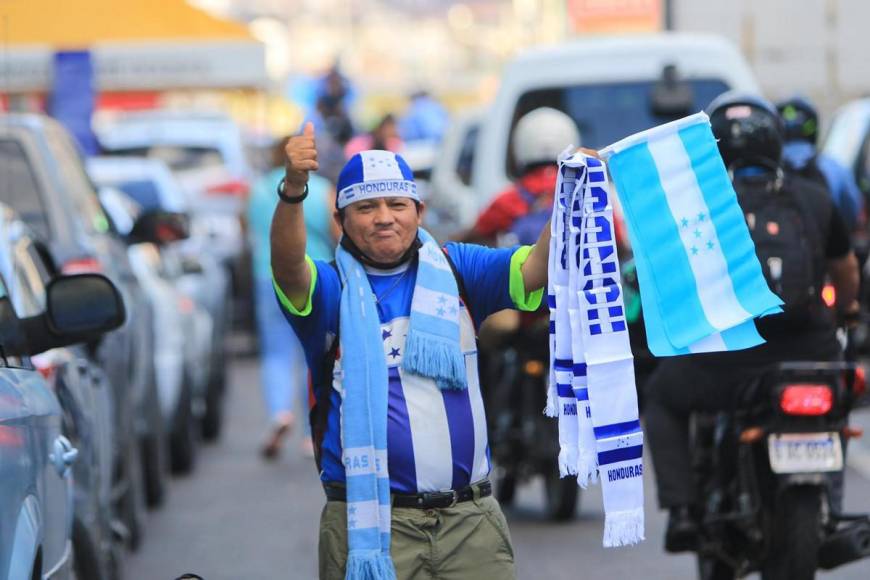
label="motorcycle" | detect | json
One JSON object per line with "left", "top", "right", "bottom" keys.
{"left": 481, "top": 313, "right": 580, "bottom": 520}
{"left": 689, "top": 360, "right": 870, "bottom": 579}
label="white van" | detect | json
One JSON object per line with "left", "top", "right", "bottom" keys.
{"left": 431, "top": 33, "right": 760, "bottom": 233}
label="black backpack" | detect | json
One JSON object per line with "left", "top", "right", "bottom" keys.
{"left": 735, "top": 174, "right": 826, "bottom": 318}
{"left": 309, "top": 251, "right": 471, "bottom": 471}
{"left": 783, "top": 154, "right": 830, "bottom": 196}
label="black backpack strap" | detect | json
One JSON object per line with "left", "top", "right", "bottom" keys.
{"left": 442, "top": 249, "right": 471, "bottom": 315}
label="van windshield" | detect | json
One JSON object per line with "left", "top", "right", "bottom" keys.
{"left": 508, "top": 79, "right": 730, "bottom": 177}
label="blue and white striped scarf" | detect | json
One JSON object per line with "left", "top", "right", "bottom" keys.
{"left": 547, "top": 151, "right": 645, "bottom": 547}
{"left": 336, "top": 227, "right": 465, "bottom": 580}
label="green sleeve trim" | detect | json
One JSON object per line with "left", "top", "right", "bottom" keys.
{"left": 509, "top": 245, "right": 544, "bottom": 312}
{"left": 272, "top": 256, "right": 317, "bottom": 317}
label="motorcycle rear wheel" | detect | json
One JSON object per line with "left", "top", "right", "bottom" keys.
{"left": 761, "top": 487, "right": 822, "bottom": 580}
{"left": 544, "top": 466, "right": 579, "bottom": 521}
{"left": 697, "top": 555, "right": 735, "bottom": 580}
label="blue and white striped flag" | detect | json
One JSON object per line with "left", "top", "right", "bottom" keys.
{"left": 602, "top": 113, "right": 783, "bottom": 357}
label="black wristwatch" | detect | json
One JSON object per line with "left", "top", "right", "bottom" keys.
{"left": 277, "top": 177, "right": 309, "bottom": 204}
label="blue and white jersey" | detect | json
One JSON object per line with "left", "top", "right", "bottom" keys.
{"left": 280, "top": 242, "right": 537, "bottom": 493}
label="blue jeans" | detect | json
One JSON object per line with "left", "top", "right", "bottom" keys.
{"left": 255, "top": 276, "right": 307, "bottom": 425}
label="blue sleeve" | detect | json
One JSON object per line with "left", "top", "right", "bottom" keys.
{"left": 443, "top": 242, "right": 517, "bottom": 327}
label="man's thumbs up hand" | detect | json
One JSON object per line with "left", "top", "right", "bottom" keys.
{"left": 284, "top": 121, "right": 319, "bottom": 193}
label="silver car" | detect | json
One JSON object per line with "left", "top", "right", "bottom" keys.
{"left": 98, "top": 185, "right": 214, "bottom": 474}
{"left": 0, "top": 215, "right": 125, "bottom": 579}
{"left": 87, "top": 156, "right": 231, "bottom": 442}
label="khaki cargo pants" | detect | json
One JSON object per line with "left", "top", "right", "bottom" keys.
{"left": 319, "top": 493, "right": 516, "bottom": 580}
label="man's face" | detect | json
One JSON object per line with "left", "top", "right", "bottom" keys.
{"left": 337, "top": 197, "right": 424, "bottom": 264}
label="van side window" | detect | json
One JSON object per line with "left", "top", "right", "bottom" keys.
{"left": 0, "top": 140, "right": 51, "bottom": 240}
{"left": 457, "top": 125, "right": 480, "bottom": 187}
{"left": 506, "top": 79, "right": 730, "bottom": 178}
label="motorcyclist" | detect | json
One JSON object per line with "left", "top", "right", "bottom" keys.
{"left": 644, "top": 92, "right": 860, "bottom": 553}
{"left": 462, "top": 107, "right": 580, "bottom": 247}
{"left": 776, "top": 95, "right": 864, "bottom": 230}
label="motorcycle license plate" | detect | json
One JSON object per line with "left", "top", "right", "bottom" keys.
{"left": 767, "top": 432, "right": 843, "bottom": 474}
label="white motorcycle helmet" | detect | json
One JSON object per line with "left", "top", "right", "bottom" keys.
{"left": 512, "top": 107, "right": 581, "bottom": 172}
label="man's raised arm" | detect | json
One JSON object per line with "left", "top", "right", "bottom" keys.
{"left": 271, "top": 122, "right": 320, "bottom": 311}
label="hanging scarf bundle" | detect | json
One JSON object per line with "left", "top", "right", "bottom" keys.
{"left": 548, "top": 151, "right": 644, "bottom": 547}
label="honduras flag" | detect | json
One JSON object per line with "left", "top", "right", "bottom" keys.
{"left": 601, "top": 113, "right": 783, "bottom": 356}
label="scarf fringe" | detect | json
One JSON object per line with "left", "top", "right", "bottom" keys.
{"left": 558, "top": 446, "right": 578, "bottom": 477}
{"left": 345, "top": 551, "right": 397, "bottom": 580}
{"left": 602, "top": 508, "right": 645, "bottom": 548}
{"left": 544, "top": 385, "right": 558, "bottom": 417}
{"left": 575, "top": 453, "right": 598, "bottom": 489}
{"left": 403, "top": 332, "right": 467, "bottom": 390}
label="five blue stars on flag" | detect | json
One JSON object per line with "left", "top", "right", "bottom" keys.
{"left": 681, "top": 213, "right": 715, "bottom": 257}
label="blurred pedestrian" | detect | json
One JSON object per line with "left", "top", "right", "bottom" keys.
{"left": 311, "top": 94, "right": 355, "bottom": 185}
{"left": 398, "top": 90, "right": 449, "bottom": 143}
{"left": 248, "top": 136, "right": 338, "bottom": 459}
{"left": 777, "top": 95, "right": 864, "bottom": 230}
{"left": 344, "top": 113, "right": 403, "bottom": 159}
{"left": 271, "top": 122, "right": 553, "bottom": 579}
{"left": 316, "top": 62, "right": 357, "bottom": 114}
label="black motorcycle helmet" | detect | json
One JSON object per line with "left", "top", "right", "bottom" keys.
{"left": 708, "top": 92, "right": 784, "bottom": 171}
{"left": 776, "top": 95, "right": 819, "bottom": 145}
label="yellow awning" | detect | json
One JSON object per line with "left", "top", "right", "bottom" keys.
{"left": 0, "top": 0, "right": 253, "bottom": 47}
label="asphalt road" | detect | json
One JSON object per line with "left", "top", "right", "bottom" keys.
{"left": 125, "top": 354, "right": 870, "bottom": 580}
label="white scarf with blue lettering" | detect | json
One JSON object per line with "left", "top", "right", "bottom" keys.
{"left": 548, "top": 151, "right": 645, "bottom": 547}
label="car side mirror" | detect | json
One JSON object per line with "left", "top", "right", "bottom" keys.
{"left": 16, "top": 274, "right": 126, "bottom": 355}
{"left": 130, "top": 210, "right": 190, "bottom": 245}
{"left": 46, "top": 274, "right": 126, "bottom": 337}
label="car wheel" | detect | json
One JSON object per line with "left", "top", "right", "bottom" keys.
{"left": 141, "top": 431, "right": 168, "bottom": 507}
{"left": 141, "top": 379, "right": 168, "bottom": 507}
{"left": 170, "top": 379, "right": 198, "bottom": 474}
{"left": 117, "top": 448, "right": 146, "bottom": 551}
{"left": 200, "top": 369, "right": 225, "bottom": 442}
{"left": 72, "top": 519, "right": 108, "bottom": 580}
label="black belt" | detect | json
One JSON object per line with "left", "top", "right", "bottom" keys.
{"left": 324, "top": 480, "right": 492, "bottom": 509}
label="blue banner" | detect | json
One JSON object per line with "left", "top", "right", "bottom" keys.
{"left": 49, "top": 50, "right": 99, "bottom": 155}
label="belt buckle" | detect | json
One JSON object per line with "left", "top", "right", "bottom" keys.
{"left": 449, "top": 489, "right": 459, "bottom": 508}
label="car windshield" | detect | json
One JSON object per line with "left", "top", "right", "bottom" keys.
{"left": 107, "top": 145, "right": 225, "bottom": 172}
{"left": 0, "top": 139, "right": 51, "bottom": 239}
{"left": 508, "top": 78, "right": 730, "bottom": 176}
{"left": 115, "top": 179, "right": 163, "bottom": 211}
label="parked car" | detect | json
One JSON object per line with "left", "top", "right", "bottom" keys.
{"left": 0, "top": 252, "right": 125, "bottom": 580}
{"left": 98, "top": 184, "right": 214, "bottom": 473}
{"left": 0, "top": 209, "right": 125, "bottom": 579}
{"left": 87, "top": 156, "right": 229, "bottom": 441}
{"left": 94, "top": 109, "right": 254, "bottom": 334}
{"left": 430, "top": 33, "right": 760, "bottom": 229}
{"left": 0, "top": 114, "right": 161, "bottom": 548}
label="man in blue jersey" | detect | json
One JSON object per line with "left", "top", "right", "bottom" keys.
{"left": 271, "top": 122, "right": 552, "bottom": 579}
